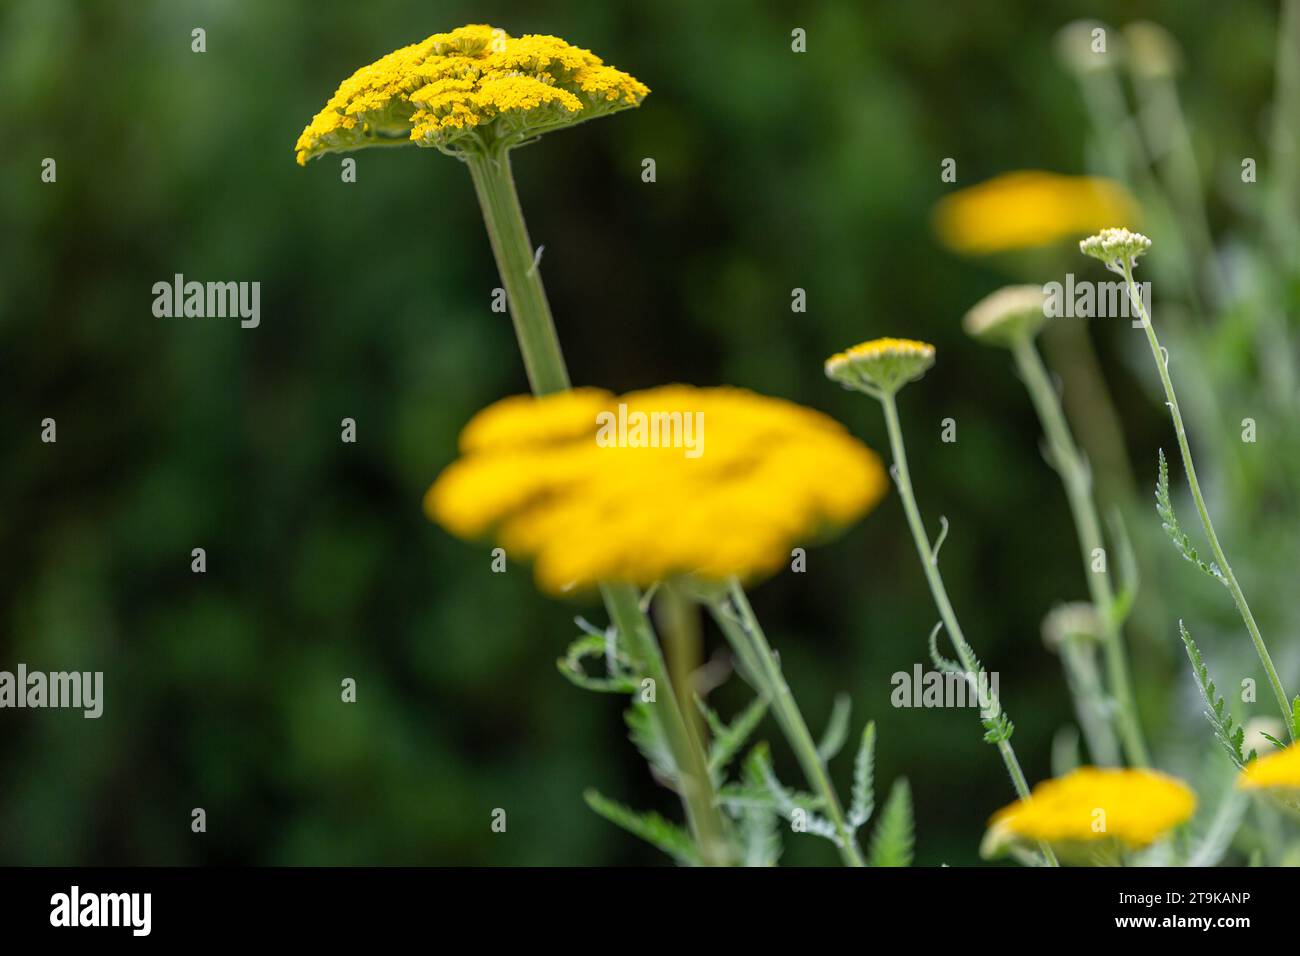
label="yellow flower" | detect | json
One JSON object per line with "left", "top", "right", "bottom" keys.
{"left": 824, "top": 338, "right": 936, "bottom": 395}
{"left": 425, "top": 386, "right": 888, "bottom": 594}
{"left": 1238, "top": 741, "right": 1300, "bottom": 793}
{"left": 295, "top": 24, "right": 649, "bottom": 164}
{"left": 933, "top": 171, "right": 1139, "bottom": 255}
{"left": 984, "top": 767, "right": 1196, "bottom": 859}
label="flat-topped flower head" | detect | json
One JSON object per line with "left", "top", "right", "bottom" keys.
{"left": 1041, "top": 601, "right": 1101, "bottom": 651}
{"left": 1238, "top": 741, "right": 1300, "bottom": 795}
{"left": 964, "top": 285, "right": 1048, "bottom": 348}
{"left": 1080, "top": 227, "right": 1152, "bottom": 272}
{"left": 825, "top": 338, "right": 936, "bottom": 396}
{"left": 983, "top": 767, "right": 1195, "bottom": 861}
{"left": 426, "top": 386, "right": 888, "bottom": 594}
{"left": 933, "top": 171, "right": 1138, "bottom": 255}
{"left": 295, "top": 24, "right": 648, "bottom": 164}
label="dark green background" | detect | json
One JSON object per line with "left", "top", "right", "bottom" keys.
{"left": 2, "top": 0, "right": 1295, "bottom": 865}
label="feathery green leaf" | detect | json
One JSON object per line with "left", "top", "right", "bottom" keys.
{"left": 849, "top": 721, "right": 877, "bottom": 830}
{"left": 583, "top": 789, "right": 700, "bottom": 866}
{"left": 1179, "top": 621, "right": 1251, "bottom": 768}
{"left": 1156, "top": 450, "right": 1224, "bottom": 583}
{"left": 868, "top": 778, "right": 914, "bottom": 867}
{"left": 816, "top": 694, "right": 852, "bottom": 762}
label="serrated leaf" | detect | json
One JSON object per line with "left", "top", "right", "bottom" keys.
{"left": 717, "top": 783, "right": 826, "bottom": 813}
{"left": 749, "top": 743, "right": 840, "bottom": 843}
{"left": 927, "top": 622, "right": 961, "bottom": 674}
{"left": 556, "top": 633, "right": 638, "bottom": 694}
{"left": 625, "top": 701, "right": 677, "bottom": 782}
{"left": 1180, "top": 621, "right": 1250, "bottom": 768}
{"left": 848, "top": 721, "right": 876, "bottom": 830}
{"left": 1156, "top": 450, "right": 1225, "bottom": 583}
{"left": 583, "top": 789, "right": 700, "bottom": 866}
{"left": 816, "top": 694, "right": 852, "bottom": 762}
{"left": 868, "top": 778, "right": 914, "bottom": 867}
{"left": 699, "top": 694, "right": 768, "bottom": 781}
{"left": 737, "top": 744, "right": 782, "bottom": 866}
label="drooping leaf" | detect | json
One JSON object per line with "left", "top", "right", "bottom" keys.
{"left": 868, "top": 778, "right": 914, "bottom": 867}
{"left": 849, "top": 722, "right": 876, "bottom": 830}
{"left": 625, "top": 700, "right": 677, "bottom": 782}
{"left": 816, "top": 694, "right": 852, "bottom": 762}
{"left": 556, "top": 633, "right": 638, "bottom": 694}
{"left": 1156, "top": 450, "right": 1224, "bottom": 583}
{"left": 583, "top": 789, "right": 700, "bottom": 866}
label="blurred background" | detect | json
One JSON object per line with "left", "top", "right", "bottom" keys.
{"left": 2, "top": 0, "right": 1297, "bottom": 865}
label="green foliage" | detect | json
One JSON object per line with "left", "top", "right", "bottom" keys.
{"left": 624, "top": 699, "right": 677, "bottom": 783}
{"left": 867, "top": 779, "right": 914, "bottom": 867}
{"left": 1179, "top": 622, "right": 1251, "bottom": 769}
{"left": 849, "top": 722, "right": 876, "bottom": 830}
{"left": 816, "top": 694, "right": 852, "bottom": 762}
{"left": 583, "top": 789, "right": 700, "bottom": 866}
{"left": 698, "top": 693, "right": 769, "bottom": 783}
{"left": 556, "top": 632, "right": 638, "bottom": 694}
{"left": 1156, "top": 450, "right": 1224, "bottom": 583}
{"left": 736, "top": 747, "right": 782, "bottom": 866}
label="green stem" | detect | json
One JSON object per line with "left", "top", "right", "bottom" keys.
{"left": 708, "top": 582, "right": 866, "bottom": 867}
{"left": 879, "top": 391, "right": 1059, "bottom": 867}
{"left": 1012, "top": 336, "right": 1150, "bottom": 767}
{"left": 1120, "top": 260, "right": 1295, "bottom": 738}
{"left": 603, "top": 582, "right": 731, "bottom": 865}
{"left": 465, "top": 149, "right": 571, "bottom": 395}
{"left": 465, "top": 146, "right": 729, "bottom": 861}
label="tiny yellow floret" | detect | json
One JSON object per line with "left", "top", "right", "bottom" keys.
{"left": 295, "top": 24, "right": 649, "bottom": 164}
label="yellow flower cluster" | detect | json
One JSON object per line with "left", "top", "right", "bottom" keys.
{"left": 986, "top": 767, "right": 1196, "bottom": 855}
{"left": 295, "top": 24, "right": 649, "bottom": 164}
{"left": 825, "top": 338, "right": 936, "bottom": 395}
{"left": 1238, "top": 741, "right": 1300, "bottom": 792}
{"left": 426, "top": 386, "right": 888, "bottom": 594}
{"left": 933, "top": 171, "right": 1139, "bottom": 255}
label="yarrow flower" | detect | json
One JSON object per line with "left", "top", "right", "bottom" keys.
{"left": 1079, "top": 227, "right": 1152, "bottom": 272}
{"left": 933, "top": 171, "right": 1138, "bottom": 255}
{"left": 1040, "top": 601, "right": 1101, "bottom": 650}
{"left": 824, "top": 338, "right": 936, "bottom": 396}
{"left": 1238, "top": 741, "right": 1300, "bottom": 794}
{"left": 425, "top": 386, "right": 888, "bottom": 594}
{"left": 294, "top": 24, "right": 649, "bottom": 163}
{"left": 984, "top": 767, "right": 1196, "bottom": 859}
{"left": 963, "top": 285, "right": 1049, "bottom": 348}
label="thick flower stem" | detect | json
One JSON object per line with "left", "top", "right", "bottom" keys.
{"left": 708, "top": 582, "right": 866, "bottom": 867}
{"left": 1012, "top": 336, "right": 1150, "bottom": 767}
{"left": 465, "top": 149, "right": 571, "bottom": 395}
{"left": 1121, "top": 261, "right": 1295, "bottom": 739}
{"left": 879, "top": 391, "right": 1059, "bottom": 866}
{"left": 603, "top": 583, "right": 731, "bottom": 865}
{"left": 464, "top": 146, "right": 730, "bottom": 861}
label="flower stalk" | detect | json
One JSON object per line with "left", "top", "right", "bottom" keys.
{"left": 1118, "top": 257, "right": 1295, "bottom": 739}
{"left": 1011, "top": 335, "right": 1150, "bottom": 767}
{"left": 707, "top": 581, "right": 866, "bottom": 866}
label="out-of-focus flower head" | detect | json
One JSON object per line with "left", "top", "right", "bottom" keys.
{"left": 1123, "top": 21, "right": 1183, "bottom": 79}
{"left": 425, "top": 386, "right": 888, "bottom": 595}
{"left": 983, "top": 767, "right": 1196, "bottom": 861}
{"left": 933, "top": 171, "right": 1139, "bottom": 256}
{"left": 1041, "top": 601, "right": 1101, "bottom": 651}
{"left": 824, "top": 338, "right": 936, "bottom": 397}
{"left": 1238, "top": 740, "right": 1300, "bottom": 795}
{"left": 964, "top": 285, "right": 1049, "bottom": 348}
{"left": 295, "top": 24, "right": 648, "bottom": 164}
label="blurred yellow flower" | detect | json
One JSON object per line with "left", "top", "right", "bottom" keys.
{"left": 295, "top": 24, "right": 648, "bottom": 164}
{"left": 933, "top": 171, "right": 1139, "bottom": 255}
{"left": 1238, "top": 741, "right": 1300, "bottom": 792}
{"left": 825, "top": 338, "right": 936, "bottom": 395}
{"left": 985, "top": 767, "right": 1195, "bottom": 856}
{"left": 426, "top": 386, "right": 887, "bottom": 594}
